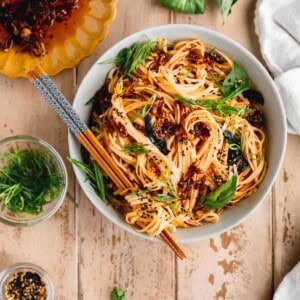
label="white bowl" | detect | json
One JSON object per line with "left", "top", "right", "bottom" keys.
{"left": 69, "top": 24, "right": 287, "bottom": 243}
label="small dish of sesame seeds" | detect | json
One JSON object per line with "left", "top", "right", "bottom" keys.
{"left": 0, "top": 263, "right": 54, "bottom": 300}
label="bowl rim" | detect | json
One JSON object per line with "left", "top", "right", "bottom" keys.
{"left": 0, "top": 262, "right": 54, "bottom": 300}
{"left": 0, "top": 135, "right": 68, "bottom": 227}
{"left": 69, "top": 24, "right": 287, "bottom": 243}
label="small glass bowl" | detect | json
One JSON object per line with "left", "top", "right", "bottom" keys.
{"left": 0, "top": 135, "right": 68, "bottom": 226}
{"left": 0, "top": 262, "right": 54, "bottom": 300}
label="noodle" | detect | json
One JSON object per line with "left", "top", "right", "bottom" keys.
{"left": 90, "top": 38, "right": 267, "bottom": 237}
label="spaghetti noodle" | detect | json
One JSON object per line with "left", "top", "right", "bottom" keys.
{"left": 89, "top": 38, "right": 267, "bottom": 237}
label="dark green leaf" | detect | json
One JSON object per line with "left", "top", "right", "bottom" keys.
{"left": 145, "top": 115, "right": 169, "bottom": 155}
{"left": 217, "top": 0, "right": 238, "bottom": 22}
{"left": 112, "top": 288, "right": 127, "bottom": 300}
{"left": 202, "top": 174, "right": 238, "bottom": 209}
{"left": 220, "top": 62, "right": 249, "bottom": 100}
{"left": 160, "top": 0, "right": 206, "bottom": 14}
{"left": 123, "top": 143, "right": 150, "bottom": 156}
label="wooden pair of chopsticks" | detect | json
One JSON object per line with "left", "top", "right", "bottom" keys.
{"left": 27, "top": 66, "right": 187, "bottom": 260}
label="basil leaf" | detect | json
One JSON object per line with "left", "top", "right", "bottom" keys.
{"left": 220, "top": 62, "right": 250, "bottom": 100}
{"left": 202, "top": 173, "right": 238, "bottom": 209}
{"left": 160, "top": 0, "right": 206, "bottom": 14}
{"left": 145, "top": 115, "right": 169, "bottom": 155}
{"left": 217, "top": 0, "right": 238, "bottom": 22}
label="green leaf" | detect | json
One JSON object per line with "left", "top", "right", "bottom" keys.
{"left": 145, "top": 115, "right": 169, "bottom": 155}
{"left": 160, "top": 0, "right": 206, "bottom": 14}
{"left": 217, "top": 0, "right": 238, "bottom": 22}
{"left": 130, "top": 94, "right": 156, "bottom": 122}
{"left": 123, "top": 143, "right": 150, "bottom": 156}
{"left": 112, "top": 287, "right": 127, "bottom": 300}
{"left": 202, "top": 174, "right": 238, "bottom": 209}
{"left": 153, "top": 194, "right": 179, "bottom": 203}
{"left": 220, "top": 62, "right": 249, "bottom": 100}
{"left": 215, "top": 103, "right": 251, "bottom": 116}
{"left": 67, "top": 158, "right": 107, "bottom": 204}
{"left": 177, "top": 96, "right": 250, "bottom": 117}
{"left": 100, "top": 41, "right": 156, "bottom": 79}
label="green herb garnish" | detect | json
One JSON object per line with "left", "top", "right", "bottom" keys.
{"left": 219, "top": 62, "right": 250, "bottom": 101}
{"left": 100, "top": 40, "right": 156, "bottom": 79}
{"left": 123, "top": 143, "right": 150, "bottom": 156}
{"left": 130, "top": 94, "right": 156, "bottom": 122}
{"left": 66, "top": 191, "right": 78, "bottom": 207}
{"left": 112, "top": 288, "right": 127, "bottom": 300}
{"left": 217, "top": 0, "right": 238, "bottom": 22}
{"left": 160, "top": 0, "right": 206, "bottom": 14}
{"left": 153, "top": 194, "right": 179, "bottom": 203}
{"left": 144, "top": 115, "right": 169, "bottom": 155}
{"left": 160, "top": 0, "right": 237, "bottom": 21}
{"left": 177, "top": 96, "right": 250, "bottom": 117}
{"left": 202, "top": 173, "right": 238, "bottom": 209}
{"left": 154, "top": 172, "right": 179, "bottom": 203}
{"left": 68, "top": 158, "right": 107, "bottom": 203}
{"left": 0, "top": 150, "right": 64, "bottom": 215}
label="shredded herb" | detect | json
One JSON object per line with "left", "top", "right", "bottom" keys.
{"left": 217, "top": 0, "right": 238, "bottom": 22}
{"left": 177, "top": 96, "right": 251, "bottom": 117}
{"left": 153, "top": 194, "right": 179, "bottom": 203}
{"left": 67, "top": 158, "right": 107, "bottom": 203}
{"left": 130, "top": 94, "right": 156, "bottom": 122}
{"left": 112, "top": 288, "right": 127, "bottom": 300}
{"left": 202, "top": 173, "right": 238, "bottom": 209}
{"left": 100, "top": 40, "right": 156, "bottom": 79}
{"left": 154, "top": 172, "right": 179, "bottom": 203}
{"left": 66, "top": 191, "right": 78, "bottom": 207}
{"left": 144, "top": 115, "right": 169, "bottom": 155}
{"left": 123, "top": 143, "right": 150, "bottom": 156}
{"left": 0, "top": 150, "right": 64, "bottom": 215}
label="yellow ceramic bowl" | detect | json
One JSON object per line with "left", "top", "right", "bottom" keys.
{"left": 0, "top": 0, "right": 117, "bottom": 78}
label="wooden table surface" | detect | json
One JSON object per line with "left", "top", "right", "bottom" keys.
{"left": 1, "top": 1, "right": 300, "bottom": 299}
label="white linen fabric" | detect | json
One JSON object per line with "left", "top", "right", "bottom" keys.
{"left": 273, "top": 261, "right": 300, "bottom": 300}
{"left": 255, "top": 0, "right": 300, "bottom": 134}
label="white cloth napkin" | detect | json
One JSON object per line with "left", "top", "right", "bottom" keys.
{"left": 273, "top": 262, "right": 300, "bottom": 300}
{"left": 255, "top": 0, "right": 300, "bottom": 135}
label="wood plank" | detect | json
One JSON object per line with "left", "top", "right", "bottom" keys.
{"left": 76, "top": 2, "right": 175, "bottom": 299}
{"left": 174, "top": 0, "right": 273, "bottom": 299}
{"left": 273, "top": 135, "right": 300, "bottom": 289}
{"left": 0, "top": 70, "right": 77, "bottom": 300}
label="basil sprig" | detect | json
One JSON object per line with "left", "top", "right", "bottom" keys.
{"left": 160, "top": 0, "right": 237, "bottom": 21}
{"left": 202, "top": 173, "right": 238, "bottom": 209}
